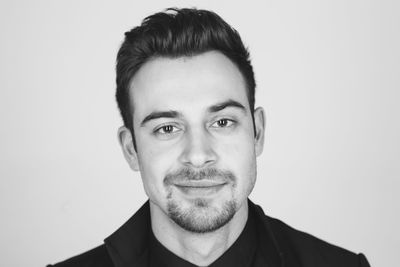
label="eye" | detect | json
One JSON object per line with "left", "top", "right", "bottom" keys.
{"left": 154, "top": 124, "right": 180, "bottom": 135}
{"left": 211, "top": 118, "right": 235, "bottom": 128}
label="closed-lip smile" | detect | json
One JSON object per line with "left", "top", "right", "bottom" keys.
{"left": 173, "top": 181, "right": 227, "bottom": 195}
{"left": 174, "top": 180, "right": 227, "bottom": 188}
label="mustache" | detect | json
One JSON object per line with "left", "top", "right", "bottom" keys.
{"left": 164, "top": 168, "right": 236, "bottom": 185}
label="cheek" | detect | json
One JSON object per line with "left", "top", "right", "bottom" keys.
{"left": 219, "top": 130, "right": 256, "bottom": 163}
{"left": 136, "top": 142, "right": 181, "bottom": 196}
{"left": 219, "top": 134, "right": 257, "bottom": 190}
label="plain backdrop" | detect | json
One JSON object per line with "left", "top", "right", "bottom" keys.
{"left": 0, "top": 0, "right": 399, "bottom": 266}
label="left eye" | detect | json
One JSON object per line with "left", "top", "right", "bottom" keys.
{"left": 211, "top": 119, "right": 234, "bottom": 128}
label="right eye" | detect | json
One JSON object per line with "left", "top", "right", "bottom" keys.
{"left": 153, "top": 124, "right": 182, "bottom": 137}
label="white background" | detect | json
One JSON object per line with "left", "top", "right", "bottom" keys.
{"left": 0, "top": 0, "right": 399, "bottom": 266}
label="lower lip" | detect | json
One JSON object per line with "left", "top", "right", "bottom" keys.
{"left": 175, "top": 184, "right": 226, "bottom": 196}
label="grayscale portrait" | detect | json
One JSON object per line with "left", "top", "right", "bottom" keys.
{"left": 1, "top": 1, "right": 398, "bottom": 267}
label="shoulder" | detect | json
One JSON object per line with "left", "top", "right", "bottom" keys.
{"left": 269, "top": 216, "right": 369, "bottom": 266}
{"left": 47, "top": 245, "right": 114, "bottom": 267}
{"left": 250, "top": 202, "right": 370, "bottom": 266}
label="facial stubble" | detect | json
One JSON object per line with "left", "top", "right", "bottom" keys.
{"left": 164, "top": 168, "right": 238, "bottom": 234}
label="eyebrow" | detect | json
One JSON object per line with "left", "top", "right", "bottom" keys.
{"left": 207, "top": 99, "right": 246, "bottom": 113}
{"left": 140, "top": 99, "right": 247, "bottom": 126}
{"left": 140, "top": 110, "right": 181, "bottom": 126}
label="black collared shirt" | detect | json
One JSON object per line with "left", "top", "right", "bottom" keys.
{"left": 148, "top": 204, "right": 259, "bottom": 267}
{"left": 50, "top": 199, "right": 370, "bottom": 267}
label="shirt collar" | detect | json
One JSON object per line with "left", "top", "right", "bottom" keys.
{"left": 104, "top": 202, "right": 151, "bottom": 267}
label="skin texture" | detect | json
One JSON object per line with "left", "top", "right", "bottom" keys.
{"left": 118, "top": 51, "right": 265, "bottom": 266}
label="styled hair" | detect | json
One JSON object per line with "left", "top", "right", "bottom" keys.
{"left": 116, "top": 7, "right": 256, "bottom": 148}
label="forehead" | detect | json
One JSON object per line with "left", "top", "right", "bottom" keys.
{"left": 129, "top": 51, "right": 249, "bottom": 119}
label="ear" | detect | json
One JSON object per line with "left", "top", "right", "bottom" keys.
{"left": 118, "top": 126, "right": 140, "bottom": 171}
{"left": 253, "top": 107, "right": 266, "bottom": 157}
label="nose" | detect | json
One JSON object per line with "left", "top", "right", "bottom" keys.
{"left": 179, "top": 127, "right": 217, "bottom": 168}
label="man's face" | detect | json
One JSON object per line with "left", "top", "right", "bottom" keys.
{"left": 119, "top": 51, "right": 265, "bottom": 233}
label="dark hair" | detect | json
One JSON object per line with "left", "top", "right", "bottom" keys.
{"left": 116, "top": 7, "right": 256, "bottom": 148}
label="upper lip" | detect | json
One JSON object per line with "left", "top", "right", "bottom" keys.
{"left": 173, "top": 180, "right": 227, "bottom": 187}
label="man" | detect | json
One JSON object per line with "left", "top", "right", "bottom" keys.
{"left": 49, "top": 8, "right": 370, "bottom": 267}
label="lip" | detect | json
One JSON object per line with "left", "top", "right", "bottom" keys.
{"left": 174, "top": 180, "right": 227, "bottom": 187}
{"left": 174, "top": 182, "right": 227, "bottom": 195}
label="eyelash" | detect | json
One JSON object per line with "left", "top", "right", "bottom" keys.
{"left": 210, "top": 118, "right": 236, "bottom": 128}
{"left": 154, "top": 124, "right": 181, "bottom": 135}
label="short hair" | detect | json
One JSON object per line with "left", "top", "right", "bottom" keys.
{"left": 116, "top": 7, "right": 256, "bottom": 148}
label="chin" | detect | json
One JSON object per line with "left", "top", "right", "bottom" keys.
{"left": 167, "top": 198, "right": 238, "bottom": 233}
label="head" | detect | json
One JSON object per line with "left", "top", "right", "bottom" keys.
{"left": 116, "top": 8, "right": 256, "bottom": 148}
{"left": 116, "top": 8, "right": 265, "bottom": 233}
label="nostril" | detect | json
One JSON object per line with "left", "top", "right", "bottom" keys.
{"left": 183, "top": 153, "right": 216, "bottom": 168}
{"left": 181, "top": 146, "right": 217, "bottom": 168}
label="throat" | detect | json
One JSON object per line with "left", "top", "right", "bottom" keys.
{"left": 182, "top": 233, "right": 231, "bottom": 266}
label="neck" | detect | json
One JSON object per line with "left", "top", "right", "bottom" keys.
{"left": 150, "top": 201, "right": 249, "bottom": 266}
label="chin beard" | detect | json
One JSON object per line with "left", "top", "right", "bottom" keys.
{"left": 167, "top": 199, "right": 237, "bottom": 234}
